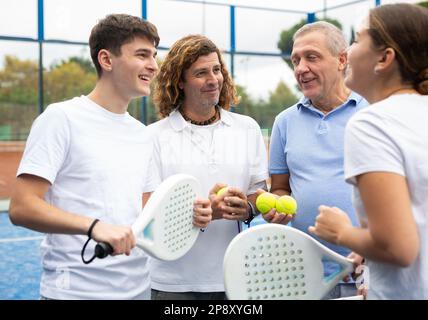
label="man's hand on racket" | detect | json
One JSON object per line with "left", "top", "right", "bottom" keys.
{"left": 192, "top": 198, "right": 212, "bottom": 228}
{"left": 209, "top": 184, "right": 249, "bottom": 221}
{"left": 257, "top": 189, "right": 294, "bottom": 225}
{"left": 91, "top": 221, "right": 136, "bottom": 256}
{"left": 344, "top": 252, "right": 368, "bottom": 299}
{"left": 343, "top": 252, "right": 365, "bottom": 282}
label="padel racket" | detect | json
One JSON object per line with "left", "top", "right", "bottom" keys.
{"left": 224, "top": 224, "right": 356, "bottom": 300}
{"left": 95, "top": 174, "right": 202, "bottom": 261}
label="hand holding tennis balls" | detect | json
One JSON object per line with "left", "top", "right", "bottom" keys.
{"left": 216, "top": 186, "right": 229, "bottom": 197}
{"left": 256, "top": 193, "right": 297, "bottom": 215}
{"left": 255, "top": 192, "right": 277, "bottom": 214}
{"left": 212, "top": 185, "right": 248, "bottom": 221}
{"left": 275, "top": 195, "right": 297, "bottom": 215}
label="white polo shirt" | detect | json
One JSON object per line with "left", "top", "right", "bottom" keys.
{"left": 148, "top": 108, "right": 268, "bottom": 292}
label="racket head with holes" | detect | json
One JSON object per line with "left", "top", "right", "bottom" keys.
{"left": 223, "top": 224, "right": 354, "bottom": 300}
{"left": 132, "top": 174, "right": 201, "bottom": 261}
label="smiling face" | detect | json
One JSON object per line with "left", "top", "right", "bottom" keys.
{"left": 109, "top": 36, "right": 158, "bottom": 100}
{"left": 291, "top": 31, "right": 347, "bottom": 108}
{"left": 345, "top": 18, "right": 380, "bottom": 99}
{"left": 179, "top": 52, "right": 224, "bottom": 111}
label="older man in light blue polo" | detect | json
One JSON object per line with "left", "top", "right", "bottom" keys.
{"left": 265, "top": 21, "right": 367, "bottom": 299}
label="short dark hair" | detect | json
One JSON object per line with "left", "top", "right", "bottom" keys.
{"left": 368, "top": 4, "right": 428, "bottom": 94}
{"left": 89, "top": 14, "right": 160, "bottom": 77}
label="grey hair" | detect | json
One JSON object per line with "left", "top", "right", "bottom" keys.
{"left": 293, "top": 21, "right": 347, "bottom": 56}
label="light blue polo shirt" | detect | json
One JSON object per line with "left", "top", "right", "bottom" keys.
{"left": 269, "top": 92, "right": 368, "bottom": 277}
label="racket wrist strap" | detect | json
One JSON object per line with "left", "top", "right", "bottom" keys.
{"left": 81, "top": 219, "right": 100, "bottom": 264}
{"left": 243, "top": 201, "right": 256, "bottom": 227}
{"left": 87, "top": 218, "right": 100, "bottom": 238}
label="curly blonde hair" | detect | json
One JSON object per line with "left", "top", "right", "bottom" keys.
{"left": 153, "top": 35, "right": 240, "bottom": 118}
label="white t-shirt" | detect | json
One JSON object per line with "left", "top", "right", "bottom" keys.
{"left": 17, "top": 96, "right": 158, "bottom": 299}
{"left": 344, "top": 94, "right": 428, "bottom": 299}
{"left": 148, "top": 108, "right": 269, "bottom": 292}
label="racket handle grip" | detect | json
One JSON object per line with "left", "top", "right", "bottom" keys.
{"left": 95, "top": 242, "right": 114, "bottom": 258}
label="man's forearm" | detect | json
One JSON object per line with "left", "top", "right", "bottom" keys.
{"left": 10, "top": 195, "right": 93, "bottom": 235}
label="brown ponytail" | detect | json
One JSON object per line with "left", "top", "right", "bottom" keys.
{"left": 417, "top": 68, "right": 428, "bottom": 95}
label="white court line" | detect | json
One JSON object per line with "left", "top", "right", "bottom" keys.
{"left": 0, "top": 236, "right": 44, "bottom": 243}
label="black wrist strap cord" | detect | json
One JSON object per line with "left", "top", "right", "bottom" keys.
{"left": 81, "top": 219, "right": 100, "bottom": 264}
{"left": 237, "top": 201, "right": 256, "bottom": 233}
{"left": 244, "top": 201, "right": 256, "bottom": 227}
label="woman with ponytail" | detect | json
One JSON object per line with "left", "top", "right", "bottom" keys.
{"left": 309, "top": 3, "right": 428, "bottom": 299}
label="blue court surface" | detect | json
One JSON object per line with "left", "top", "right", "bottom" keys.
{"left": 0, "top": 212, "right": 43, "bottom": 300}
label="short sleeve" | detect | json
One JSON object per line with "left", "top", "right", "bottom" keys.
{"left": 142, "top": 134, "right": 161, "bottom": 193}
{"left": 344, "top": 112, "right": 404, "bottom": 186}
{"left": 17, "top": 105, "right": 70, "bottom": 184}
{"left": 269, "top": 116, "right": 289, "bottom": 175}
{"left": 248, "top": 123, "right": 269, "bottom": 193}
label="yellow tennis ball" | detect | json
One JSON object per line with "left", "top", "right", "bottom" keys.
{"left": 276, "top": 195, "right": 297, "bottom": 215}
{"left": 217, "top": 187, "right": 228, "bottom": 197}
{"left": 256, "top": 192, "right": 277, "bottom": 214}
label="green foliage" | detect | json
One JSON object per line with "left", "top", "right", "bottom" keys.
{"left": 0, "top": 55, "right": 39, "bottom": 105}
{"left": 234, "top": 84, "right": 259, "bottom": 117}
{"left": 44, "top": 60, "right": 96, "bottom": 104}
{"left": 277, "top": 17, "right": 342, "bottom": 69}
{"left": 0, "top": 55, "right": 97, "bottom": 140}
{"left": 267, "top": 80, "right": 297, "bottom": 111}
{"left": 418, "top": 1, "right": 428, "bottom": 9}
{"left": 67, "top": 56, "right": 96, "bottom": 74}
{"left": 0, "top": 102, "right": 37, "bottom": 140}
{"left": 0, "top": 55, "right": 97, "bottom": 106}
{"left": 1, "top": 55, "right": 297, "bottom": 140}
{"left": 234, "top": 81, "right": 298, "bottom": 131}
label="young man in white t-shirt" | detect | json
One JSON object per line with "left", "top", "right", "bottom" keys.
{"left": 8, "top": 14, "right": 211, "bottom": 300}
{"left": 148, "top": 35, "right": 269, "bottom": 300}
